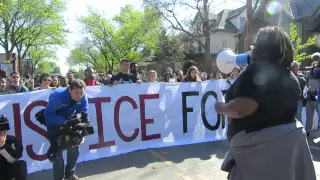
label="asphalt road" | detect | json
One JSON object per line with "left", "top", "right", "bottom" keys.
{"left": 28, "top": 135, "right": 320, "bottom": 180}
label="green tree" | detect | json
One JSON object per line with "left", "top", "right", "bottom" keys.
{"left": 76, "top": 5, "right": 162, "bottom": 71}
{"left": 28, "top": 46, "right": 57, "bottom": 75}
{"left": 0, "top": 0, "right": 67, "bottom": 70}
{"left": 72, "top": 68, "right": 85, "bottom": 79}
{"left": 37, "top": 61, "right": 60, "bottom": 74}
{"left": 151, "top": 28, "right": 186, "bottom": 62}
{"left": 67, "top": 38, "right": 106, "bottom": 73}
{"left": 289, "top": 23, "right": 317, "bottom": 62}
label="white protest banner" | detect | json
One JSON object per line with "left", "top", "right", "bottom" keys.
{"left": 0, "top": 80, "right": 230, "bottom": 173}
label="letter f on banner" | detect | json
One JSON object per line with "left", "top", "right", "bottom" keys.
{"left": 182, "top": 91, "right": 199, "bottom": 133}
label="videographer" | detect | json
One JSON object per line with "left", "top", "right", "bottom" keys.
{"left": 44, "top": 79, "right": 88, "bottom": 180}
{"left": 0, "top": 115, "right": 27, "bottom": 180}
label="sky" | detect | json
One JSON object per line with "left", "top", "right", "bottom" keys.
{"left": 7, "top": 0, "right": 247, "bottom": 75}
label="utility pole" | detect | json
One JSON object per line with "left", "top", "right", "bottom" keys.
{"left": 247, "top": 0, "right": 253, "bottom": 50}
{"left": 203, "top": 0, "right": 211, "bottom": 71}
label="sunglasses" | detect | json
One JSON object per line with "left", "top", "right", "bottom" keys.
{"left": 12, "top": 76, "right": 19, "bottom": 79}
{"left": 43, "top": 78, "right": 52, "bottom": 82}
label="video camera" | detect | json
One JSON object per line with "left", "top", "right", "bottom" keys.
{"left": 47, "top": 112, "right": 94, "bottom": 162}
{"left": 57, "top": 112, "right": 94, "bottom": 149}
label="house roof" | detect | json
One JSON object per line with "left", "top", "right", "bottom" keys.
{"left": 215, "top": 10, "right": 238, "bottom": 32}
{"left": 226, "top": 5, "right": 246, "bottom": 20}
{"left": 235, "top": 0, "right": 294, "bottom": 36}
{"left": 191, "top": 5, "right": 248, "bottom": 35}
{"left": 211, "top": 6, "right": 247, "bottom": 33}
{"left": 290, "top": 0, "right": 320, "bottom": 20}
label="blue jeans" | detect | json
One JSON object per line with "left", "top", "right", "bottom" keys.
{"left": 47, "top": 126, "right": 80, "bottom": 180}
{"left": 295, "top": 100, "right": 303, "bottom": 122}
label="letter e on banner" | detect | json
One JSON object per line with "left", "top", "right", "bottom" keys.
{"left": 139, "top": 94, "right": 161, "bottom": 141}
{"left": 88, "top": 97, "right": 115, "bottom": 150}
{"left": 24, "top": 100, "right": 48, "bottom": 161}
{"left": 114, "top": 96, "right": 139, "bottom": 142}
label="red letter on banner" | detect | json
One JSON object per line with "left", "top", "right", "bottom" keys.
{"left": 12, "top": 104, "right": 22, "bottom": 141}
{"left": 139, "top": 94, "right": 161, "bottom": 141}
{"left": 114, "top": 96, "right": 139, "bottom": 142}
{"left": 88, "top": 97, "right": 115, "bottom": 150}
{"left": 24, "top": 100, "right": 48, "bottom": 161}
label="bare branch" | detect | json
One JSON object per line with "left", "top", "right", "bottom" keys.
{"left": 146, "top": 0, "right": 204, "bottom": 47}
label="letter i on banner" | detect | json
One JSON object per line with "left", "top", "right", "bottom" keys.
{"left": 88, "top": 97, "right": 115, "bottom": 150}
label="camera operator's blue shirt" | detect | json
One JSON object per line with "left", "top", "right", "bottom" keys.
{"left": 44, "top": 88, "right": 89, "bottom": 127}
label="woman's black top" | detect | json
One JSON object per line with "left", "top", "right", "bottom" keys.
{"left": 225, "top": 62, "right": 300, "bottom": 141}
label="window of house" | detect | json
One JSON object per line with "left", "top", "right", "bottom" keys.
{"left": 198, "top": 42, "right": 202, "bottom": 52}
{"left": 240, "top": 17, "right": 246, "bottom": 28}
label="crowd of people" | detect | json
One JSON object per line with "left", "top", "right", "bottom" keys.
{"left": 0, "top": 59, "right": 242, "bottom": 95}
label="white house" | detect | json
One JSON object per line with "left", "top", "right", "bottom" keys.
{"left": 186, "top": 6, "right": 247, "bottom": 55}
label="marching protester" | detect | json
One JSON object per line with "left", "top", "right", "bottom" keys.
{"left": 163, "top": 68, "right": 175, "bottom": 82}
{"left": 0, "top": 115, "right": 27, "bottom": 180}
{"left": 231, "top": 67, "right": 241, "bottom": 80}
{"left": 44, "top": 79, "right": 88, "bottom": 180}
{"left": 60, "top": 76, "right": 69, "bottom": 87}
{"left": 200, "top": 72, "right": 207, "bottom": 81}
{"left": 67, "top": 71, "right": 76, "bottom": 85}
{"left": 110, "top": 59, "right": 142, "bottom": 85}
{"left": 176, "top": 70, "right": 184, "bottom": 82}
{"left": 0, "top": 69, "right": 12, "bottom": 95}
{"left": 305, "top": 52, "right": 320, "bottom": 135}
{"left": 24, "top": 73, "right": 32, "bottom": 87}
{"left": 27, "top": 79, "right": 35, "bottom": 91}
{"left": 215, "top": 26, "right": 316, "bottom": 180}
{"left": 9, "top": 72, "right": 29, "bottom": 93}
{"left": 84, "top": 67, "right": 100, "bottom": 86}
{"left": 183, "top": 66, "right": 202, "bottom": 82}
{"left": 51, "top": 75, "right": 60, "bottom": 88}
{"left": 130, "top": 62, "right": 144, "bottom": 82}
{"left": 33, "top": 73, "right": 52, "bottom": 91}
{"left": 291, "top": 61, "right": 306, "bottom": 123}
{"left": 147, "top": 70, "right": 158, "bottom": 82}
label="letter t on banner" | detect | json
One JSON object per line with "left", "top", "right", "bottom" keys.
{"left": 182, "top": 91, "right": 199, "bottom": 133}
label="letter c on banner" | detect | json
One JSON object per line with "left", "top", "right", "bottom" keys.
{"left": 24, "top": 100, "right": 48, "bottom": 161}
{"left": 114, "top": 96, "right": 139, "bottom": 142}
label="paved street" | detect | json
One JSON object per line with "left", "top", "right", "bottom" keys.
{"left": 29, "top": 135, "right": 320, "bottom": 180}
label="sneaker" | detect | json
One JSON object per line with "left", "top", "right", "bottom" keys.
{"left": 65, "top": 174, "right": 81, "bottom": 180}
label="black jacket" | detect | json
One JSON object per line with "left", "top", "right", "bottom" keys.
{"left": 0, "top": 135, "right": 23, "bottom": 164}
{"left": 0, "top": 135, "right": 24, "bottom": 180}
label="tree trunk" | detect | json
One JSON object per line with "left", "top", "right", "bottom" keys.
{"left": 105, "top": 60, "right": 108, "bottom": 74}
{"left": 5, "top": 49, "right": 13, "bottom": 72}
{"left": 203, "top": 0, "right": 211, "bottom": 72}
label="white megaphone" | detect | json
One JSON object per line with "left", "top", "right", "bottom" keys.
{"left": 216, "top": 48, "right": 251, "bottom": 74}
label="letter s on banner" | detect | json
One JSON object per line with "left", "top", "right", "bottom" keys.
{"left": 114, "top": 96, "right": 139, "bottom": 142}
{"left": 24, "top": 100, "right": 48, "bottom": 161}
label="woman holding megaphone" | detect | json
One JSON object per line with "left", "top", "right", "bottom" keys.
{"left": 215, "top": 26, "right": 316, "bottom": 180}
